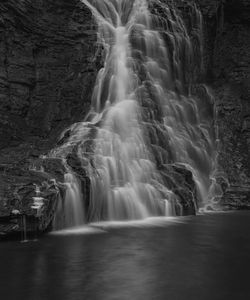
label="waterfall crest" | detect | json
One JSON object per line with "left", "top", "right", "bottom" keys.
{"left": 50, "top": 0, "right": 221, "bottom": 225}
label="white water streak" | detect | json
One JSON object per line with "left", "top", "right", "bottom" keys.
{"left": 50, "top": 0, "right": 221, "bottom": 225}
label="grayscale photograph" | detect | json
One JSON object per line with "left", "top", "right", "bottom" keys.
{"left": 0, "top": 0, "right": 249, "bottom": 299}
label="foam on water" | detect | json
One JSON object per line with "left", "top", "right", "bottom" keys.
{"left": 51, "top": 226, "right": 106, "bottom": 236}
{"left": 51, "top": 216, "right": 189, "bottom": 235}
{"left": 90, "top": 216, "right": 190, "bottom": 229}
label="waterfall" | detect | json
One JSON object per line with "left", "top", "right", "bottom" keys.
{"left": 63, "top": 173, "right": 85, "bottom": 227}
{"left": 51, "top": 0, "right": 221, "bottom": 225}
{"left": 51, "top": 168, "right": 85, "bottom": 229}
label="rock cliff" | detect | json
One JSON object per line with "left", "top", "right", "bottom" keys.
{"left": 0, "top": 0, "right": 101, "bottom": 237}
{"left": 0, "top": 0, "right": 249, "bottom": 237}
{"left": 203, "top": 0, "right": 250, "bottom": 209}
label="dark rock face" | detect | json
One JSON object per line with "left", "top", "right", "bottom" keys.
{"left": 1, "top": 0, "right": 249, "bottom": 237}
{"left": 0, "top": 157, "right": 66, "bottom": 238}
{"left": 201, "top": 0, "right": 250, "bottom": 208}
{"left": 164, "top": 0, "right": 250, "bottom": 208}
{"left": 160, "top": 164, "right": 198, "bottom": 216}
{"left": 0, "top": 0, "right": 101, "bottom": 237}
{"left": 0, "top": 0, "right": 101, "bottom": 148}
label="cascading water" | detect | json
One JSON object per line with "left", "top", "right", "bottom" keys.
{"left": 63, "top": 173, "right": 85, "bottom": 227}
{"left": 51, "top": 167, "right": 85, "bottom": 229}
{"left": 50, "top": 0, "right": 222, "bottom": 226}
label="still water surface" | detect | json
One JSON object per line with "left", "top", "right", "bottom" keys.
{"left": 1, "top": 212, "right": 250, "bottom": 300}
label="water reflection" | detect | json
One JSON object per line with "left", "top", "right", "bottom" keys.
{"left": 1, "top": 212, "right": 250, "bottom": 299}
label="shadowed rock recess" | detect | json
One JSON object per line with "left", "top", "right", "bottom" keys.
{"left": 0, "top": 0, "right": 249, "bottom": 237}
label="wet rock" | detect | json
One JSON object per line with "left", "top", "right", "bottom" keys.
{"left": 154, "top": 0, "right": 250, "bottom": 209}
{"left": 0, "top": 0, "right": 100, "bottom": 236}
{"left": 1, "top": 0, "right": 250, "bottom": 237}
{"left": 220, "top": 185, "right": 250, "bottom": 210}
{"left": 204, "top": 0, "right": 250, "bottom": 206}
{"left": 0, "top": 142, "right": 67, "bottom": 237}
{"left": 0, "top": 157, "right": 66, "bottom": 237}
{"left": 160, "top": 164, "right": 197, "bottom": 216}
